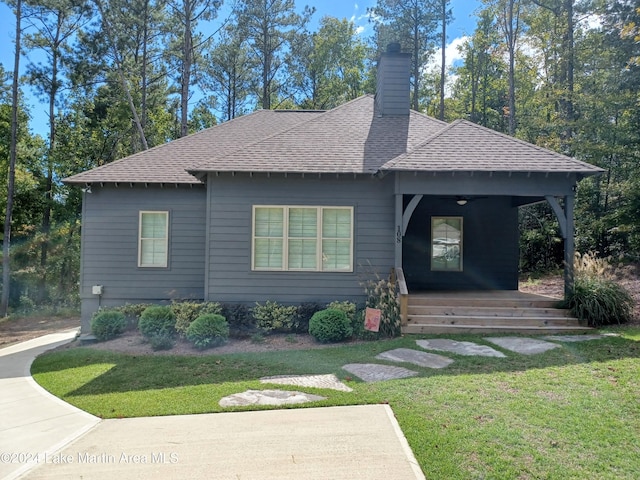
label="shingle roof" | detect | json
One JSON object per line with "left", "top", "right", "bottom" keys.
{"left": 64, "top": 96, "right": 603, "bottom": 185}
{"left": 64, "top": 110, "right": 322, "bottom": 184}
{"left": 188, "top": 95, "right": 447, "bottom": 175}
{"left": 381, "top": 119, "right": 604, "bottom": 174}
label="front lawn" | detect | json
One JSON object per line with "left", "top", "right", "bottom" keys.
{"left": 32, "top": 328, "right": 640, "bottom": 479}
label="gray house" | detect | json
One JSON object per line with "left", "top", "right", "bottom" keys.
{"left": 65, "top": 46, "right": 603, "bottom": 334}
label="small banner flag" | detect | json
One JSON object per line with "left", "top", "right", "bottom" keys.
{"left": 364, "top": 307, "right": 381, "bottom": 332}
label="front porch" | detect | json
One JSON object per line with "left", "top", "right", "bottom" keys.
{"left": 393, "top": 269, "right": 591, "bottom": 335}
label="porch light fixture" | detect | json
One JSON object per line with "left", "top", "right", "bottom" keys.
{"left": 456, "top": 196, "right": 468, "bottom": 206}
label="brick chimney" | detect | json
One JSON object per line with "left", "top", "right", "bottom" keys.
{"left": 375, "top": 43, "right": 411, "bottom": 116}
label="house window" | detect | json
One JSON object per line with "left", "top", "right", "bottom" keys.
{"left": 253, "top": 206, "right": 353, "bottom": 272}
{"left": 138, "top": 211, "right": 169, "bottom": 268}
{"left": 431, "top": 217, "right": 462, "bottom": 271}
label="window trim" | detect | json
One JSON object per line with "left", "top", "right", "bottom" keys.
{"left": 138, "top": 210, "right": 169, "bottom": 268}
{"left": 431, "top": 216, "right": 463, "bottom": 272}
{"left": 252, "top": 205, "right": 354, "bottom": 272}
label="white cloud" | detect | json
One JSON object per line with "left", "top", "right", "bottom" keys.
{"left": 425, "top": 36, "right": 470, "bottom": 97}
{"left": 355, "top": 25, "right": 365, "bottom": 35}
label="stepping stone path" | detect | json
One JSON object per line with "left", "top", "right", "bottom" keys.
{"left": 222, "top": 335, "right": 608, "bottom": 398}
{"left": 416, "top": 339, "right": 506, "bottom": 358}
{"left": 343, "top": 363, "right": 419, "bottom": 383}
{"left": 543, "top": 334, "right": 606, "bottom": 342}
{"left": 219, "top": 389, "right": 326, "bottom": 407}
{"left": 486, "top": 337, "right": 561, "bottom": 355}
{"left": 260, "top": 374, "right": 353, "bottom": 392}
{"left": 375, "top": 348, "right": 454, "bottom": 369}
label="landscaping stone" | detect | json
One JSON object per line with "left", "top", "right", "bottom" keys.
{"left": 416, "top": 339, "right": 506, "bottom": 358}
{"left": 343, "top": 363, "right": 419, "bottom": 383}
{"left": 219, "top": 389, "right": 326, "bottom": 407}
{"left": 376, "top": 348, "right": 454, "bottom": 369}
{"left": 260, "top": 374, "right": 353, "bottom": 392}
{"left": 543, "top": 334, "right": 606, "bottom": 343}
{"left": 485, "top": 337, "right": 561, "bottom": 355}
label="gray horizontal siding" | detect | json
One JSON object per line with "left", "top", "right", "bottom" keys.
{"left": 80, "top": 185, "right": 207, "bottom": 302}
{"left": 206, "top": 173, "right": 395, "bottom": 305}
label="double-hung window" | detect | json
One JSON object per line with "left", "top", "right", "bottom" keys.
{"left": 253, "top": 206, "right": 353, "bottom": 272}
{"left": 138, "top": 211, "right": 169, "bottom": 268}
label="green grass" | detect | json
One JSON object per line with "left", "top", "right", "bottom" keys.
{"left": 32, "top": 329, "right": 640, "bottom": 479}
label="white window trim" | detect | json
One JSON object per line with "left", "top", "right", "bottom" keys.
{"left": 252, "top": 205, "right": 354, "bottom": 272}
{"left": 431, "top": 216, "right": 463, "bottom": 272}
{"left": 138, "top": 211, "right": 169, "bottom": 268}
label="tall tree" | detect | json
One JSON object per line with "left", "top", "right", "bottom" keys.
{"left": 1, "top": 0, "right": 22, "bottom": 317}
{"left": 166, "top": 0, "right": 221, "bottom": 137}
{"left": 437, "top": 0, "right": 452, "bottom": 120}
{"left": 369, "top": 0, "right": 439, "bottom": 111}
{"left": 289, "top": 16, "right": 368, "bottom": 110}
{"left": 202, "top": 24, "right": 253, "bottom": 121}
{"left": 22, "top": 0, "right": 90, "bottom": 301}
{"left": 236, "top": 0, "right": 314, "bottom": 110}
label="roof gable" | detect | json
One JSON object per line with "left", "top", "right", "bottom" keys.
{"left": 382, "top": 120, "right": 604, "bottom": 175}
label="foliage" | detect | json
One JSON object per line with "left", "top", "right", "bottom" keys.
{"left": 252, "top": 300, "right": 297, "bottom": 333}
{"left": 293, "top": 302, "right": 324, "bottom": 334}
{"left": 363, "top": 277, "right": 401, "bottom": 338}
{"left": 147, "top": 332, "right": 176, "bottom": 351}
{"left": 220, "top": 303, "right": 256, "bottom": 338}
{"left": 90, "top": 310, "right": 126, "bottom": 341}
{"left": 171, "top": 301, "right": 222, "bottom": 336}
{"left": 308, "top": 308, "right": 353, "bottom": 343}
{"left": 138, "top": 306, "right": 176, "bottom": 338}
{"left": 565, "top": 276, "right": 634, "bottom": 327}
{"left": 185, "top": 313, "right": 229, "bottom": 349}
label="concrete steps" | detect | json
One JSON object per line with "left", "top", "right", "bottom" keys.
{"left": 402, "top": 291, "right": 592, "bottom": 335}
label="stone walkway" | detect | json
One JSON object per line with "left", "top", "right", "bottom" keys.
{"left": 219, "top": 334, "right": 607, "bottom": 405}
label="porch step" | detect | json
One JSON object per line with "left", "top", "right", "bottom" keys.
{"left": 407, "top": 314, "right": 580, "bottom": 328}
{"left": 401, "top": 291, "right": 591, "bottom": 335}
{"left": 402, "top": 324, "right": 592, "bottom": 335}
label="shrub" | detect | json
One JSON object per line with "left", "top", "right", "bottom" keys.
{"left": 138, "top": 305, "right": 176, "bottom": 338}
{"left": 112, "top": 303, "right": 152, "bottom": 330}
{"left": 363, "top": 277, "right": 401, "bottom": 338}
{"left": 294, "top": 302, "right": 324, "bottom": 333}
{"left": 148, "top": 332, "right": 176, "bottom": 351}
{"left": 221, "top": 303, "right": 257, "bottom": 338}
{"left": 91, "top": 310, "right": 126, "bottom": 341}
{"left": 308, "top": 308, "right": 353, "bottom": 343}
{"left": 186, "top": 314, "right": 229, "bottom": 349}
{"left": 564, "top": 276, "right": 634, "bottom": 327}
{"left": 252, "top": 300, "right": 298, "bottom": 333}
{"left": 172, "top": 301, "right": 222, "bottom": 336}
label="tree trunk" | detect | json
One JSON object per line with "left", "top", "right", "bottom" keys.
{"left": 439, "top": 0, "right": 446, "bottom": 121}
{"left": 1, "top": 0, "right": 22, "bottom": 317}
{"left": 180, "top": 0, "right": 192, "bottom": 137}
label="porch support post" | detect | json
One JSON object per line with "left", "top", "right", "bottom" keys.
{"left": 395, "top": 193, "right": 403, "bottom": 268}
{"left": 564, "top": 194, "right": 575, "bottom": 300}
{"left": 545, "top": 194, "right": 575, "bottom": 300}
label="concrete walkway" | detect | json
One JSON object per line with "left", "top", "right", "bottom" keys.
{"left": 0, "top": 332, "right": 425, "bottom": 480}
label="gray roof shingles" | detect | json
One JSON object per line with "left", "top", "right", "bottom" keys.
{"left": 64, "top": 96, "right": 603, "bottom": 185}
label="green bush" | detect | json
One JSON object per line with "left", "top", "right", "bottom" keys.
{"left": 252, "top": 300, "right": 298, "bottom": 333}
{"left": 308, "top": 308, "right": 353, "bottom": 343}
{"left": 221, "top": 303, "right": 257, "bottom": 338}
{"left": 294, "top": 302, "right": 324, "bottom": 333}
{"left": 172, "top": 301, "right": 222, "bottom": 336}
{"left": 186, "top": 314, "right": 229, "bottom": 349}
{"left": 564, "top": 276, "right": 634, "bottom": 327}
{"left": 363, "top": 277, "right": 401, "bottom": 338}
{"left": 148, "top": 332, "right": 176, "bottom": 351}
{"left": 138, "top": 305, "right": 176, "bottom": 338}
{"left": 91, "top": 310, "right": 126, "bottom": 341}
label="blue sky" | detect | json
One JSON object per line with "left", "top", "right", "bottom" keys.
{"left": 0, "top": 0, "right": 481, "bottom": 136}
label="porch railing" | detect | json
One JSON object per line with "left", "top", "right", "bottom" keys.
{"left": 391, "top": 267, "right": 409, "bottom": 326}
